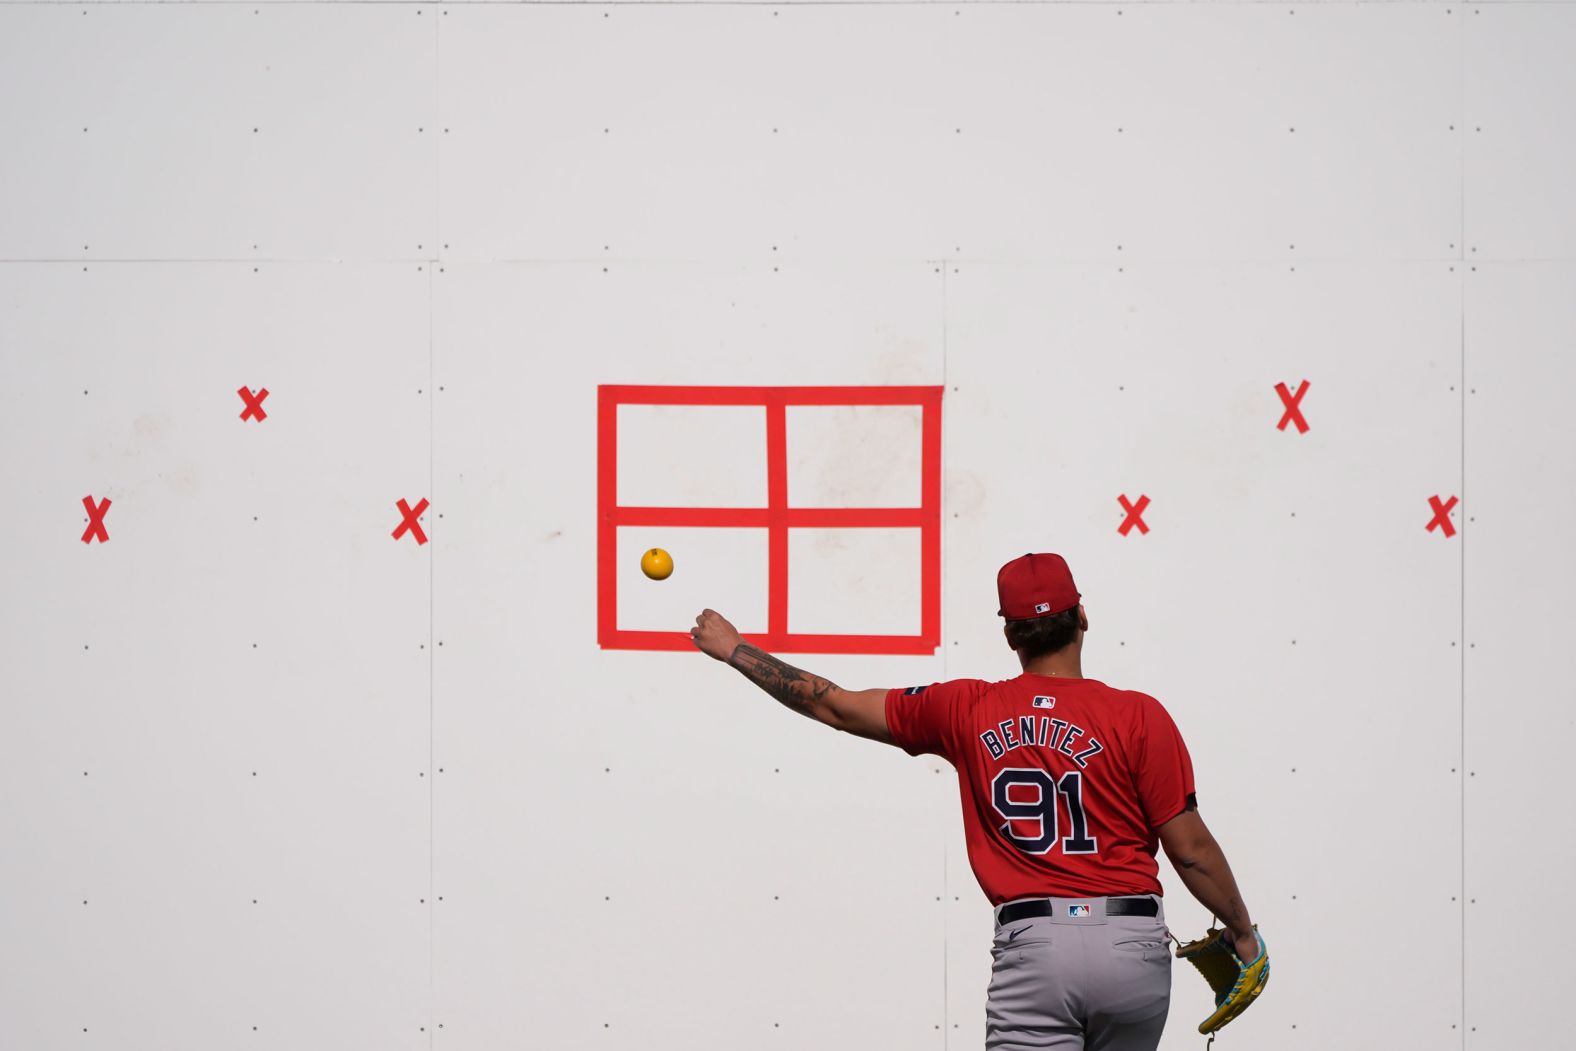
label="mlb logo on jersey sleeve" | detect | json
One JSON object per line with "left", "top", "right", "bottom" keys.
{"left": 1067, "top": 904, "right": 1091, "bottom": 918}
{"left": 1032, "top": 696, "right": 1056, "bottom": 709}
{"left": 904, "top": 685, "right": 929, "bottom": 696}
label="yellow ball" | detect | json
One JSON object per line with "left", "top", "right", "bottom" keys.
{"left": 640, "top": 547, "right": 674, "bottom": 581}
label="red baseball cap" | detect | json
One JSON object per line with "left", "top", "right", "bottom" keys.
{"left": 997, "top": 553, "right": 1081, "bottom": 620}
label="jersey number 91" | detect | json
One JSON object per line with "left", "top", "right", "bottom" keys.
{"left": 991, "top": 768, "right": 1099, "bottom": 856}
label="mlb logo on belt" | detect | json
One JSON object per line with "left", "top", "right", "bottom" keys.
{"left": 1068, "top": 904, "right": 1091, "bottom": 918}
{"left": 1033, "top": 696, "right": 1056, "bottom": 709}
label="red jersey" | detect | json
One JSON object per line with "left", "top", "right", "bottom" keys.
{"left": 885, "top": 674, "right": 1196, "bottom": 905}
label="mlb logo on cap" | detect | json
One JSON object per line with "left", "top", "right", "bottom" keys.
{"left": 1033, "top": 696, "right": 1056, "bottom": 709}
{"left": 1068, "top": 904, "right": 1091, "bottom": 918}
{"left": 1034, "top": 602, "right": 1051, "bottom": 614}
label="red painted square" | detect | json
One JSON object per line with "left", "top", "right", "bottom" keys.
{"left": 597, "top": 385, "right": 943, "bottom": 655}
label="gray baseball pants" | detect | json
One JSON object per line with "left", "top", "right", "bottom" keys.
{"left": 986, "top": 895, "right": 1171, "bottom": 1051}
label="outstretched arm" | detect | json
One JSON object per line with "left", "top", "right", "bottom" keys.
{"left": 690, "top": 609, "right": 894, "bottom": 745}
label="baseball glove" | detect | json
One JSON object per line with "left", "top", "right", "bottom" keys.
{"left": 1174, "top": 925, "right": 1269, "bottom": 1035}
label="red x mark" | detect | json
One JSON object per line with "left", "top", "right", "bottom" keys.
{"left": 238, "top": 386, "right": 270, "bottom": 422}
{"left": 81, "top": 495, "right": 111, "bottom": 544}
{"left": 1118, "top": 494, "right": 1150, "bottom": 536}
{"left": 393, "top": 498, "right": 430, "bottom": 545}
{"left": 1275, "top": 380, "right": 1310, "bottom": 433}
{"left": 1427, "top": 495, "right": 1458, "bottom": 537}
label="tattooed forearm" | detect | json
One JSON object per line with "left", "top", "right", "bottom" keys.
{"left": 727, "top": 643, "right": 841, "bottom": 720}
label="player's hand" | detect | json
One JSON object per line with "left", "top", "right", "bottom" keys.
{"left": 690, "top": 609, "right": 743, "bottom": 663}
{"left": 1231, "top": 928, "right": 1262, "bottom": 963}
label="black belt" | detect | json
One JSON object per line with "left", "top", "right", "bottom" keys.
{"left": 997, "top": 895, "right": 1158, "bottom": 925}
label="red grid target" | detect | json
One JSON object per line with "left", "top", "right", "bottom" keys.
{"left": 597, "top": 384, "right": 944, "bottom": 655}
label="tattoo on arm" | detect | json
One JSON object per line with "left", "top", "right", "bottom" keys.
{"left": 727, "top": 643, "right": 840, "bottom": 720}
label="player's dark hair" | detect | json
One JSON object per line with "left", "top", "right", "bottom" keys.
{"left": 1004, "top": 606, "right": 1082, "bottom": 658}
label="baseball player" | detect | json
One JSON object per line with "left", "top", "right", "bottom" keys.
{"left": 690, "top": 552, "right": 1267, "bottom": 1049}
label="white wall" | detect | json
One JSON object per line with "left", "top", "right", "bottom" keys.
{"left": 1, "top": 3, "right": 1573, "bottom": 1050}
